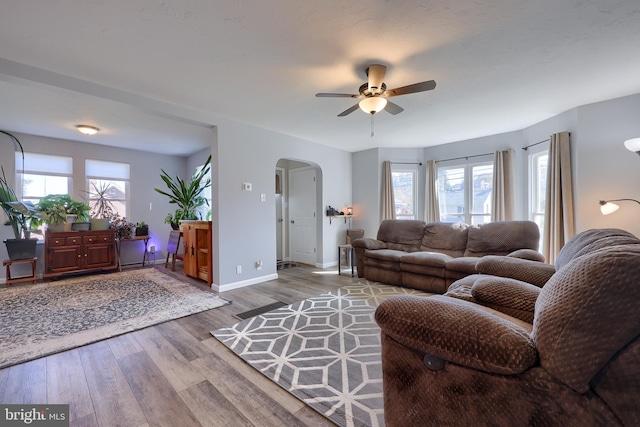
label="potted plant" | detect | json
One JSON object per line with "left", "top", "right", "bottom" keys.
{"left": 109, "top": 213, "right": 135, "bottom": 240}
{"left": 0, "top": 168, "right": 41, "bottom": 259}
{"left": 135, "top": 221, "right": 149, "bottom": 236}
{"left": 85, "top": 181, "right": 116, "bottom": 230}
{"left": 0, "top": 131, "right": 41, "bottom": 259}
{"left": 37, "top": 194, "right": 91, "bottom": 232}
{"left": 155, "top": 155, "right": 211, "bottom": 230}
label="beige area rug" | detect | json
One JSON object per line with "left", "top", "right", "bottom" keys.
{"left": 212, "top": 281, "right": 432, "bottom": 427}
{"left": 0, "top": 268, "right": 230, "bottom": 369}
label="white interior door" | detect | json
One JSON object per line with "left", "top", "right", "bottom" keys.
{"left": 275, "top": 168, "right": 284, "bottom": 261}
{"left": 289, "top": 167, "right": 317, "bottom": 265}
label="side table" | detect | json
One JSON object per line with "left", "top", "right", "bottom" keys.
{"left": 337, "top": 244, "right": 355, "bottom": 276}
{"left": 3, "top": 257, "right": 38, "bottom": 287}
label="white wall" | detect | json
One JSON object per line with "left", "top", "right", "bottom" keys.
{"left": 0, "top": 132, "right": 188, "bottom": 281}
{"left": 211, "top": 118, "right": 352, "bottom": 291}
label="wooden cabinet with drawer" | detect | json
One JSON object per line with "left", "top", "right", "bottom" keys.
{"left": 44, "top": 229, "right": 116, "bottom": 280}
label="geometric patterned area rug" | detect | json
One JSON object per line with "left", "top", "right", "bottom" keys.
{"left": 0, "top": 268, "right": 230, "bottom": 369}
{"left": 211, "top": 281, "right": 432, "bottom": 427}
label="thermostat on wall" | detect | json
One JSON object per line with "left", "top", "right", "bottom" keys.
{"left": 242, "top": 182, "right": 252, "bottom": 191}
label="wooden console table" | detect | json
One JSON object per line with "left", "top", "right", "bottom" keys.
{"left": 116, "top": 235, "right": 150, "bottom": 272}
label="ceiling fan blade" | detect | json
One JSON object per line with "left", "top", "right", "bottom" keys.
{"left": 337, "top": 104, "right": 360, "bottom": 117}
{"left": 366, "top": 64, "right": 387, "bottom": 93}
{"left": 384, "top": 80, "right": 436, "bottom": 97}
{"left": 384, "top": 101, "right": 404, "bottom": 115}
{"left": 315, "top": 93, "right": 361, "bottom": 98}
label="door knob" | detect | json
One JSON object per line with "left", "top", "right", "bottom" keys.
{"left": 290, "top": 220, "right": 295, "bottom": 223}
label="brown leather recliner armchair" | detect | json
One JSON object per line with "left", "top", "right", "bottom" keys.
{"left": 375, "top": 243, "right": 640, "bottom": 426}
{"left": 445, "top": 228, "right": 640, "bottom": 323}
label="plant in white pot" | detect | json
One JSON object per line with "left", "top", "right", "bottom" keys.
{"left": 37, "top": 194, "right": 90, "bottom": 232}
{"left": 85, "top": 181, "right": 117, "bottom": 230}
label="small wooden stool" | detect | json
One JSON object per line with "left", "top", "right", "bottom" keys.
{"left": 3, "top": 257, "right": 38, "bottom": 287}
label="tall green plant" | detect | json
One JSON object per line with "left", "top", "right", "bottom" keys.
{"left": 0, "top": 167, "right": 40, "bottom": 239}
{"left": 154, "top": 155, "right": 211, "bottom": 226}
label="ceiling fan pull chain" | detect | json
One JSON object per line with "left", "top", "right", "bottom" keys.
{"left": 371, "top": 114, "right": 374, "bottom": 137}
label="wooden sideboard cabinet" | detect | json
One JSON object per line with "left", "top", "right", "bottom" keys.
{"left": 180, "top": 220, "right": 212, "bottom": 285}
{"left": 44, "top": 229, "right": 117, "bottom": 280}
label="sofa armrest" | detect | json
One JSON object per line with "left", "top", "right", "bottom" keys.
{"left": 375, "top": 295, "right": 537, "bottom": 375}
{"left": 351, "top": 237, "right": 387, "bottom": 250}
{"left": 476, "top": 256, "right": 556, "bottom": 287}
{"left": 507, "top": 248, "right": 545, "bottom": 262}
{"left": 471, "top": 277, "right": 541, "bottom": 323}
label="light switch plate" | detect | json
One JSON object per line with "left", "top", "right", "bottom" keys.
{"left": 242, "top": 182, "right": 252, "bottom": 191}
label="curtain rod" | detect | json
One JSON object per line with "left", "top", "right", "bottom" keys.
{"left": 392, "top": 161, "right": 423, "bottom": 166}
{"left": 522, "top": 132, "right": 571, "bottom": 151}
{"left": 435, "top": 152, "right": 493, "bottom": 164}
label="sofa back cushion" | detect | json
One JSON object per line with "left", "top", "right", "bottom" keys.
{"left": 532, "top": 244, "right": 640, "bottom": 393}
{"left": 554, "top": 228, "right": 638, "bottom": 270}
{"left": 420, "top": 222, "right": 469, "bottom": 257}
{"left": 464, "top": 221, "right": 539, "bottom": 257}
{"left": 376, "top": 220, "right": 426, "bottom": 252}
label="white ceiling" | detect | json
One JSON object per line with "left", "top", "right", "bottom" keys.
{"left": 1, "top": 0, "right": 640, "bottom": 155}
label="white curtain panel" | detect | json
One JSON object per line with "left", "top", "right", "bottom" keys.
{"left": 381, "top": 161, "right": 396, "bottom": 221}
{"left": 491, "top": 149, "right": 515, "bottom": 221}
{"left": 425, "top": 160, "right": 440, "bottom": 222}
{"left": 544, "top": 131, "right": 575, "bottom": 264}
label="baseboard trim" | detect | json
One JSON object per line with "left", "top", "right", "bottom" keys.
{"left": 214, "top": 273, "right": 279, "bottom": 293}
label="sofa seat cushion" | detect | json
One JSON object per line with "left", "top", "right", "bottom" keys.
{"left": 365, "top": 249, "right": 405, "bottom": 263}
{"left": 400, "top": 251, "right": 452, "bottom": 268}
{"left": 444, "top": 256, "right": 481, "bottom": 274}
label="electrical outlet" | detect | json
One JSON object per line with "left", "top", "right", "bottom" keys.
{"left": 236, "top": 265, "right": 242, "bottom": 274}
{"left": 255, "top": 260, "right": 262, "bottom": 270}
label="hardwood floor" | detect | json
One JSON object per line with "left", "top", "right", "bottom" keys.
{"left": 0, "top": 263, "right": 361, "bottom": 426}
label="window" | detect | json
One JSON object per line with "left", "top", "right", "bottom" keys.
{"left": 437, "top": 162, "right": 493, "bottom": 224}
{"left": 195, "top": 163, "right": 212, "bottom": 220}
{"left": 85, "top": 159, "right": 130, "bottom": 219}
{"left": 392, "top": 167, "right": 417, "bottom": 220}
{"left": 15, "top": 152, "right": 72, "bottom": 205}
{"left": 15, "top": 152, "right": 73, "bottom": 239}
{"left": 529, "top": 150, "right": 548, "bottom": 250}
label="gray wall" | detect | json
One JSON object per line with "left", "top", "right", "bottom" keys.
{"left": 352, "top": 93, "right": 640, "bottom": 240}
{"left": 0, "top": 132, "right": 188, "bottom": 280}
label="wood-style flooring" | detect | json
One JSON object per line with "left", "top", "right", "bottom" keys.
{"left": 0, "top": 263, "right": 361, "bottom": 426}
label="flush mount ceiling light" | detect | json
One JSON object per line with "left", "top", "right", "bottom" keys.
{"left": 598, "top": 198, "right": 640, "bottom": 215}
{"left": 76, "top": 125, "right": 99, "bottom": 135}
{"left": 624, "top": 137, "right": 640, "bottom": 156}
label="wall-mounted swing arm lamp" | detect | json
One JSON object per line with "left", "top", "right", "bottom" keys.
{"left": 598, "top": 198, "right": 640, "bottom": 215}
{"left": 624, "top": 138, "right": 640, "bottom": 156}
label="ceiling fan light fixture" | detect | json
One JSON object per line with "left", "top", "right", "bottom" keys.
{"left": 359, "top": 97, "right": 387, "bottom": 114}
{"left": 76, "top": 125, "right": 99, "bottom": 135}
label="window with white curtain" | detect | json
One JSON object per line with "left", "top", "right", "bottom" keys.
{"left": 85, "top": 159, "right": 130, "bottom": 218}
{"left": 529, "top": 150, "right": 548, "bottom": 250}
{"left": 437, "top": 162, "right": 493, "bottom": 224}
{"left": 391, "top": 165, "right": 417, "bottom": 220}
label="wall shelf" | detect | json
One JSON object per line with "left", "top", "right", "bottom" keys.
{"left": 329, "top": 215, "right": 353, "bottom": 225}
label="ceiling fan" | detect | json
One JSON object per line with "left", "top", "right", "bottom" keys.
{"left": 315, "top": 64, "right": 436, "bottom": 117}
